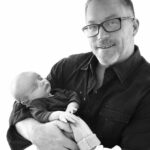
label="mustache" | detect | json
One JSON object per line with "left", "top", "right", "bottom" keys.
{"left": 96, "top": 39, "right": 115, "bottom": 47}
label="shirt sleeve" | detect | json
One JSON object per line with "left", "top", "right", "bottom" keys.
{"left": 7, "top": 101, "right": 32, "bottom": 150}
{"left": 62, "top": 89, "right": 81, "bottom": 105}
{"left": 7, "top": 125, "right": 32, "bottom": 150}
{"left": 29, "top": 99, "right": 52, "bottom": 123}
{"left": 120, "top": 92, "right": 150, "bottom": 150}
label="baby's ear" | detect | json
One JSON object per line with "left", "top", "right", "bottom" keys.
{"left": 133, "top": 19, "right": 139, "bottom": 36}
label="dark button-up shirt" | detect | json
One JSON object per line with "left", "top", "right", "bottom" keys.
{"left": 7, "top": 45, "right": 150, "bottom": 150}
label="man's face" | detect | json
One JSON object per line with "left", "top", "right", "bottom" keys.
{"left": 85, "top": 0, "right": 138, "bottom": 66}
{"left": 21, "top": 72, "right": 51, "bottom": 100}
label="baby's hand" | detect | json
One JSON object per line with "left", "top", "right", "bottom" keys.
{"left": 66, "top": 107, "right": 78, "bottom": 114}
{"left": 59, "top": 112, "right": 78, "bottom": 123}
{"left": 66, "top": 102, "right": 79, "bottom": 114}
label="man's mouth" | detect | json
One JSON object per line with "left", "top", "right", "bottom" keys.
{"left": 97, "top": 43, "right": 115, "bottom": 49}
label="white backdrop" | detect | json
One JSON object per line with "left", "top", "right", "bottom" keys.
{"left": 0, "top": 0, "right": 150, "bottom": 149}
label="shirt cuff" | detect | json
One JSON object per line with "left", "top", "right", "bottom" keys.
{"left": 77, "top": 134, "right": 100, "bottom": 150}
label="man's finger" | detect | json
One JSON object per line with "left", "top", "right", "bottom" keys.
{"left": 54, "top": 121, "right": 79, "bottom": 150}
{"left": 55, "top": 120, "right": 72, "bottom": 133}
{"left": 63, "top": 135, "right": 79, "bottom": 150}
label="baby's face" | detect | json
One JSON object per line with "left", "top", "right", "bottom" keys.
{"left": 22, "top": 72, "right": 51, "bottom": 100}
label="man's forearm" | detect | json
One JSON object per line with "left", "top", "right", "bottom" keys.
{"left": 15, "top": 118, "right": 79, "bottom": 150}
{"left": 16, "top": 118, "right": 40, "bottom": 143}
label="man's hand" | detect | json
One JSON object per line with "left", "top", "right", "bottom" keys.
{"left": 32, "top": 120, "right": 79, "bottom": 150}
{"left": 70, "top": 116, "right": 100, "bottom": 150}
{"left": 16, "top": 119, "right": 79, "bottom": 150}
{"left": 70, "top": 116, "right": 94, "bottom": 142}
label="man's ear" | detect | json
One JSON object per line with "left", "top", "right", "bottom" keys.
{"left": 133, "top": 19, "right": 139, "bottom": 36}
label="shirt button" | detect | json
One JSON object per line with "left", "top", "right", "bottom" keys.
{"left": 83, "top": 97, "right": 86, "bottom": 101}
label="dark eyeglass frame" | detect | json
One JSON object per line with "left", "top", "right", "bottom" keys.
{"left": 82, "top": 16, "right": 135, "bottom": 37}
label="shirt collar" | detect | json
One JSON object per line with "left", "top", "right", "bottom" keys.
{"left": 111, "top": 45, "right": 142, "bottom": 85}
{"left": 80, "top": 53, "right": 94, "bottom": 70}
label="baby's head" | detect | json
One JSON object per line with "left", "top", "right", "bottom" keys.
{"left": 11, "top": 72, "right": 51, "bottom": 105}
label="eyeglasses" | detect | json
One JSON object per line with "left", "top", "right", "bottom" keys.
{"left": 82, "top": 17, "right": 135, "bottom": 37}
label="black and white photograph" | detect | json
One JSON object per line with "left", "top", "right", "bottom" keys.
{"left": 1, "top": 0, "right": 150, "bottom": 149}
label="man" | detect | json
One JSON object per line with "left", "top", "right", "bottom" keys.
{"left": 7, "top": 0, "right": 150, "bottom": 149}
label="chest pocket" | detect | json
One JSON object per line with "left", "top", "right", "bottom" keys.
{"left": 95, "top": 107, "right": 131, "bottom": 147}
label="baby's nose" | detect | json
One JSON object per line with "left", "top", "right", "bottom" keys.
{"left": 43, "top": 79, "right": 49, "bottom": 85}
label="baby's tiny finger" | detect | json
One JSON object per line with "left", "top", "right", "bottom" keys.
{"left": 67, "top": 116, "right": 76, "bottom": 123}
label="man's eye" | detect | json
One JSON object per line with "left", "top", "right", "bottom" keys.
{"left": 88, "top": 25, "right": 98, "bottom": 31}
{"left": 105, "top": 19, "right": 119, "bottom": 27}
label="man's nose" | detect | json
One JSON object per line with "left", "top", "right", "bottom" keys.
{"left": 96, "top": 26, "right": 109, "bottom": 39}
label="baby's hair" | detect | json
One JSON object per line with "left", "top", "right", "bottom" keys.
{"left": 11, "top": 72, "right": 31, "bottom": 103}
